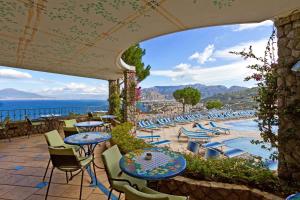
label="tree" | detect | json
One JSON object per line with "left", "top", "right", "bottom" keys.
{"left": 173, "top": 87, "right": 201, "bottom": 113}
{"left": 206, "top": 100, "right": 223, "bottom": 110}
{"left": 121, "top": 44, "right": 151, "bottom": 83}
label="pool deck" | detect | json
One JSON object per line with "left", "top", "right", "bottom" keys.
{"left": 137, "top": 118, "right": 261, "bottom": 154}
{"left": 0, "top": 136, "right": 122, "bottom": 200}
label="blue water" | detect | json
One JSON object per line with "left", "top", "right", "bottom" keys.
{"left": 222, "top": 119, "right": 278, "bottom": 169}
{"left": 223, "top": 119, "right": 278, "bottom": 132}
{"left": 0, "top": 100, "right": 108, "bottom": 121}
{"left": 223, "top": 137, "right": 276, "bottom": 160}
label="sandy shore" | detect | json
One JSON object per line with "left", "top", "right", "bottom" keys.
{"left": 136, "top": 118, "right": 261, "bottom": 155}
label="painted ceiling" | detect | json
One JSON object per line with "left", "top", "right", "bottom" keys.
{"left": 0, "top": 0, "right": 299, "bottom": 80}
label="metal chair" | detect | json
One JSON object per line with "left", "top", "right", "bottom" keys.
{"left": 25, "top": 116, "right": 45, "bottom": 138}
{"left": 63, "top": 119, "right": 80, "bottom": 137}
{"left": 102, "top": 145, "right": 147, "bottom": 200}
{"left": 0, "top": 117, "right": 11, "bottom": 142}
{"left": 43, "top": 130, "right": 81, "bottom": 182}
{"left": 45, "top": 146, "right": 94, "bottom": 200}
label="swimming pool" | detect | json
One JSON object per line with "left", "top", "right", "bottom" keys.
{"left": 223, "top": 119, "right": 278, "bottom": 132}
{"left": 221, "top": 119, "right": 278, "bottom": 169}
{"left": 223, "top": 137, "right": 276, "bottom": 160}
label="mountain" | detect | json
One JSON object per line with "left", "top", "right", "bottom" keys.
{"left": 142, "top": 84, "right": 248, "bottom": 100}
{"left": 0, "top": 88, "right": 47, "bottom": 100}
{"left": 203, "top": 87, "right": 258, "bottom": 109}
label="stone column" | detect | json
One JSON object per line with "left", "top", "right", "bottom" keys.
{"left": 123, "top": 70, "right": 137, "bottom": 124}
{"left": 108, "top": 80, "right": 120, "bottom": 117}
{"left": 275, "top": 11, "right": 300, "bottom": 185}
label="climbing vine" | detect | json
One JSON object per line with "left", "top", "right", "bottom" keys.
{"left": 230, "top": 29, "right": 278, "bottom": 158}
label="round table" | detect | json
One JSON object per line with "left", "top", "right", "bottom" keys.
{"left": 64, "top": 132, "right": 111, "bottom": 183}
{"left": 286, "top": 193, "right": 300, "bottom": 200}
{"left": 64, "top": 132, "right": 111, "bottom": 166}
{"left": 101, "top": 115, "right": 116, "bottom": 119}
{"left": 119, "top": 148, "right": 186, "bottom": 181}
{"left": 74, "top": 121, "right": 104, "bottom": 132}
{"left": 40, "top": 114, "right": 62, "bottom": 129}
{"left": 40, "top": 114, "right": 61, "bottom": 118}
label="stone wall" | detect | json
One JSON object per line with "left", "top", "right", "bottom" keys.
{"left": 123, "top": 70, "right": 137, "bottom": 124}
{"left": 0, "top": 115, "right": 89, "bottom": 140}
{"left": 274, "top": 10, "right": 300, "bottom": 185}
{"left": 159, "top": 176, "right": 282, "bottom": 200}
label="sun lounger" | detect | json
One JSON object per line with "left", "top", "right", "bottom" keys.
{"left": 137, "top": 135, "right": 161, "bottom": 140}
{"left": 223, "top": 148, "right": 245, "bottom": 158}
{"left": 149, "top": 139, "right": 171, "bottom": 146}
{"left": 138, "top": 121, "right": 160, "bottom": 130}
{"left": 187, "top": 141, "right": 200, "bottom": 153}
{"left": 209, "top": 121, "right": 230, "bottom": 134}
{"left": 202, "top": 141, "right": 224, "bottom": 148}
{"left": 195, "top": 123, "right": 221, "bottom": 135}
{"left": 178, "top": 127, "right": 211, "bottom": 142}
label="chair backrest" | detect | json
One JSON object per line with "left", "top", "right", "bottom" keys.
{"left": 63, "top": 119, "right": 77, "bottom": 127}
{"left": 88, "top": 112, "right": 93, "bottom": 118}
{"left": 44, "top": 130, "right": 65, "bottom": 147}
{"left": 123, "top": 185, "right": 168, "bottom": 200}
{"left": 101, "top": 145, "right": 122, "bottom": 185}
{"left": 25, "top": 116, "right": 33, "bottom": 126}
{"left": 48, "top": 146, "right": 80, "bottom": 170}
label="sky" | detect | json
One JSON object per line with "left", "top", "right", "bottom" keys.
{"left": 0, "top": 20, "right": 275, "bottom": 99}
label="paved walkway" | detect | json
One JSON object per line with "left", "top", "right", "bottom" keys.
{"left": 0, "top": 135, "right": 121, "bottom": 200}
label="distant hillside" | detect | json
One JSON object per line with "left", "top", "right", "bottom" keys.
{"left": 142, "top": 83, "right": 248, "bottom": 100}
{"left": 0, "top": 88, "right": 47, "bottom": 100}
{"left": 203, "top": 87, "right": 258, "bottom": 109}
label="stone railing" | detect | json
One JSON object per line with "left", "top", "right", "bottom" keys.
{"left": 159, "top": 176, "right": 282, "bottom": 200}
{"left": 0, "top": 115, "right": 89, "bottom": 140}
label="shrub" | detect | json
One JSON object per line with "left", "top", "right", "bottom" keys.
{"left": 183, "top": 153, "right": 296, "bottom": 196}
{"left": 110, "top": 122, "right": 152, "bottom": 154}
{"left": 110, "top": 123, "right": 296, "bottom": 196}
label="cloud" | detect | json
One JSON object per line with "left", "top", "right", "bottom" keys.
{"left": 41, "top": 82, "right": 108, "bottom": 99}
{"left": 0, "top": 68, "right": 32, "bottom": 79}
{"left": 213, "top": 38, "right": 277, "bottom": 60}
{"left": 151, "top": 60, "right": 256, "bottom": 87}
{"left": 189, "top": 44, "right": 215, "bottom": 64}
{"left": 233, "top": 20, "right": 273, "bottom": 32}
{"left": 151, "top": 37, "right": 277, "bottom": 87}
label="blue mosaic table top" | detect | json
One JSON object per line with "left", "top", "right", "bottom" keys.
{"left": 64, "top": 132, "right": 111, "bottom": 145}
{"left": 119, "top": 148, "right": 186, "bottom": 181}
{"left": 286, "top": 193, "right": 300, "bottom": 200}
{"left": 74, "top": 121, "right": 104, "bottom": 127}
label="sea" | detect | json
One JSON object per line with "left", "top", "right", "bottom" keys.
{"left": 0, "top": 99, "right": 108, "bottom": 121}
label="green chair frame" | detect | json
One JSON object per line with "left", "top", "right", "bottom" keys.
{"left": 102, "top": 145, "right": 147, "bottom": 200}
{"left": 0, "top": 117, "right": 12, "bottom": 142}
{"left": 45, "top": 146, "right": 94, "bottom": 200}
{"left": 43, "top": 130, "right": 81, "bottom": 182}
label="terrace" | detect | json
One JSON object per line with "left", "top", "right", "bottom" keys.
{"left": 0, "top": 1, "right": 300, "bottom": 200}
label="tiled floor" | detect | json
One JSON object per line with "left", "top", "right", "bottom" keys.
{"left": 0, "top": 135, "right": 122, "bottom": 200}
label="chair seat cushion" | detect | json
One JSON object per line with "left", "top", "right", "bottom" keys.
{"left": 112, "top": 172, "right": 147, "bottom": 191}
{"left": 64, "top": 144, "right": 81, "bottom": 152}
{"left": 32, "top": 122, "right": 44, "bottom": 126}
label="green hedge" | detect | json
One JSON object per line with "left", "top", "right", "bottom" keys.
{"left": 111, "top": 123, "right": 295, "bottom": 196}
{"left": 110, "top": 122, "right": 152, "bottom": 154}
